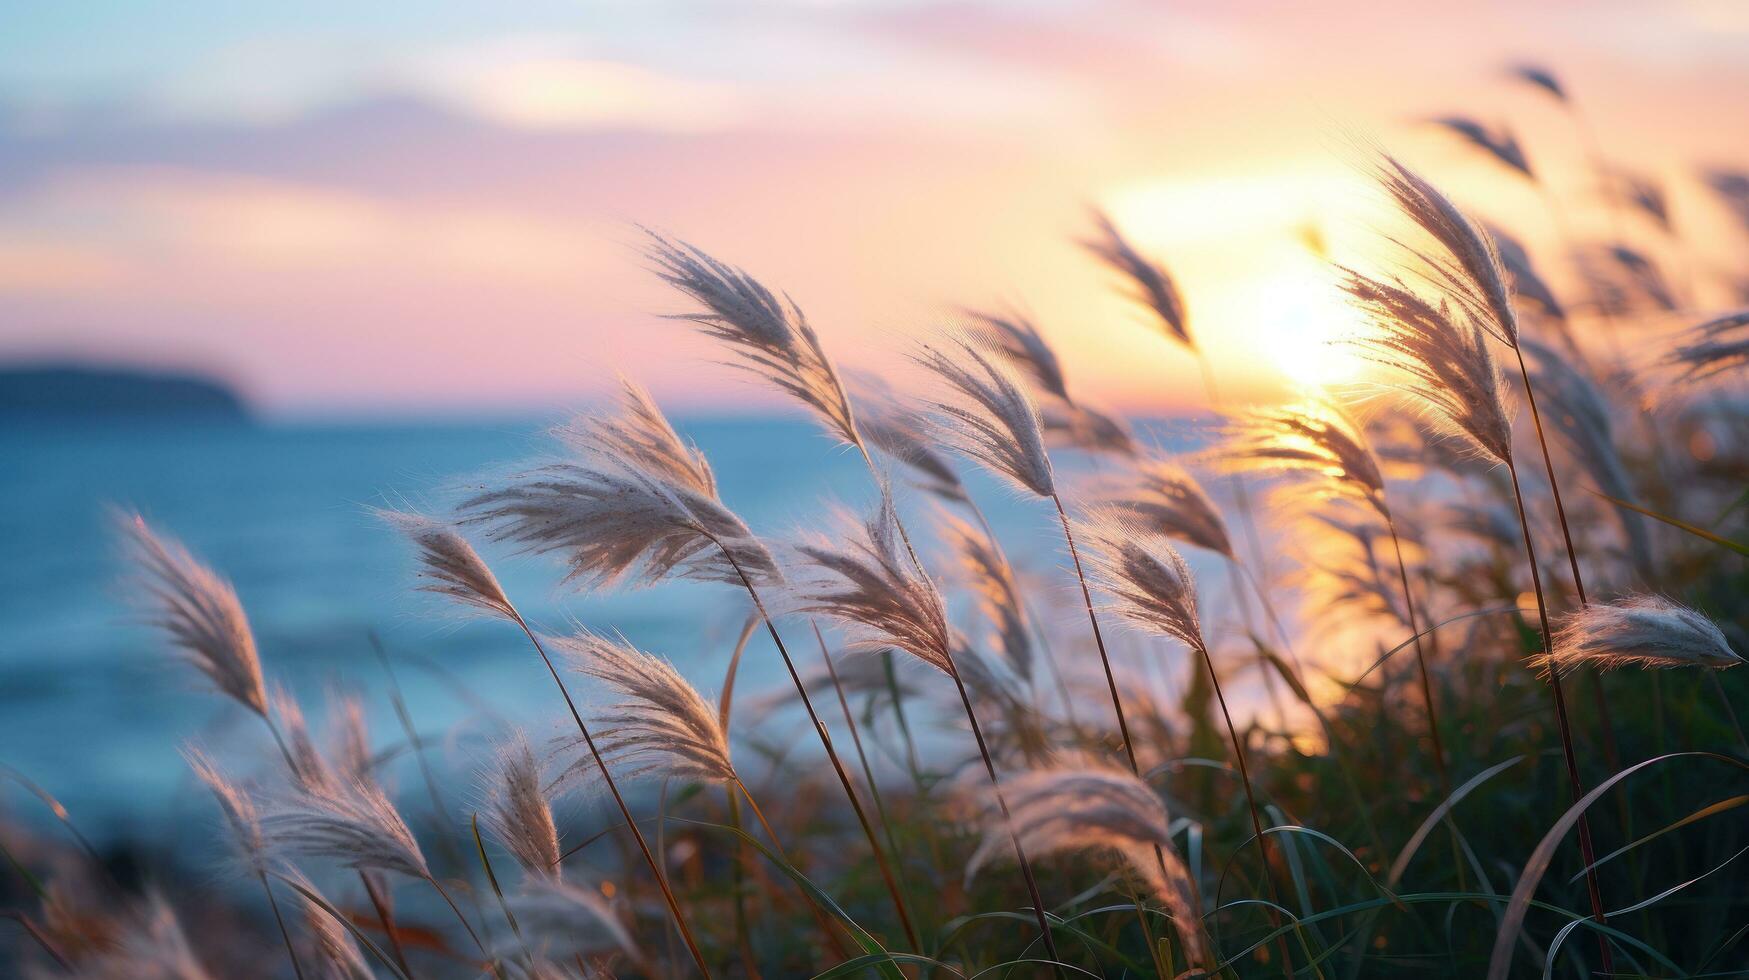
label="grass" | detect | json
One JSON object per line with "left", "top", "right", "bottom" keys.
{"left": 5, "top": 61, "right": 1749, "bottom": 979}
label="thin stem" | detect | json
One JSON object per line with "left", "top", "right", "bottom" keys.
{"left": 1051, "top": 493, "right": 1140, "bottom": 776}
{"left": 966, "top": 496, "right": 1081, "bottom": 728}
{"left": 1383, "top": 515, "right": 1452, "bottom": 792}
{"left": 811, "top": 623, "right": 916, "bottom": 910}
{"left": 360, "top": 871, "right": 414, "bottom": 980}
{"left": 712, "top": 543, "right": 921, "bottom": 953}
{"left": 1194, "top": 639, "right": 1295, "bottom": 975}
{"left": 511, "top": 618, "right": 713, "bottom": 978}
{"left": 259, "top": 871, "right": 307, "bottom": 980}
{"left": 945, "top": 653, "right": 1066, "bottom": 973}
{"left": 1503, "top": 459, "right": 1613, "bottom": 974}
{"left": 733, "top": 775, "right": 855, "bottom": 960}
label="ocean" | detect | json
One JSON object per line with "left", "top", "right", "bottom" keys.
{"left": 2, "top": 415, "right": 1219, "bottom": 848}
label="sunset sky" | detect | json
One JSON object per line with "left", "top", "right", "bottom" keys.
{"left": 2, "top": 0, "right": 1746, "bottom": 416}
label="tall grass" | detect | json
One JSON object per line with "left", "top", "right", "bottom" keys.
{"left": 8, "top": 63, "right": 1749, "bottom": 979}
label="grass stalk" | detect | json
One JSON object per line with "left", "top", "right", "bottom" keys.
{"left": 1502, "top": 458, "right": 1613, "bottom": 974}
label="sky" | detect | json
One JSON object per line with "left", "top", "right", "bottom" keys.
{"left": 1, "top": 0, "right": 1746, "bottom": 417}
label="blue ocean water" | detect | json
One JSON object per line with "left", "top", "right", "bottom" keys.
{"left": 0, "top": 414, "right": 1133, "bottom": 846}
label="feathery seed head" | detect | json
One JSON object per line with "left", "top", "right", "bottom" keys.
{"left": 1075, "top": 510, "right": 1205, "bottom": 652}
{"left": 482, "top": 731, "right": 562, "bottom": 876}
{"left": 557, "top": 378, "right": 716, "bottom": 498}
{"left": 1508, "top": 63, "right": 1567, "bottom": 102}
{"left": 964, "top": 308, "right": 1070, "bottom": 402}
{"left": 184, "top": 747, "right": 266, "bottom": 875}
{"left": 793, "top": 493, "right": 959, "bottom": 675}
{"left": 1091, "top": 457, "right": 1233, "bottom": 558}
{"left": 854, "top": 378, "right": 970, "bottom": 503}
{"left": 1340, "top": 270, "right": 1516, "bottom": 464}
{"left": 968, "top": 763, "right": 1207, "bottom": 968}
{"left": 461, "top": 461, "right": 780, "bottom": 590}
{"left": 1082, "top": 209, "right": 1192, "bottom": 347}
{"left": 379, "top": 509, "right": 518, "bottom": 622}
{"left": 1669, "top": 310, "right": 1749, "bottom": 381}
{"left": 117, "top": 513, "right": 268, "bottom": 718}
{"left": 916, "top": 335, "right": 1056, "bottom": 497}
{"left": 552, "top": 631, "right": 736, "bottom": 786}
{"left": 941, "top": 512, "right": 1032, "bottom": 682}
{"left": 1041, "top": 400, "right": 1136, "bottom": 457}
{"left": 269, "top": 686, "right": 335, "bottom": 796}
{"left": 1429, "top": 116, "right": 1533, "bottom": 179}
{"left": 646, "top": 231, "right": 861, "bottom": 448}
{"left": 1538, "top": 596, "right": 1743, "bottom": 677}
{"left": 1215, "top": 399, "right": 1388, "bottom": 517}
{"left": 282, "top": 870, "right": 374, "bottom": 980}
{"left": 1376, "top": 155, "right": 1520, "bottom": 346}
{"left": 261, "top": 777, "right": 429, "bottom": 879}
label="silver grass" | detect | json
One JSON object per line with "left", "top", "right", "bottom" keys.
{"left": 378, "top": 509, "right": 517, "bottom": 622}
{"left": 646, "top": 231, "right": 860, "bottom": 448}
{"left": 117, "top": 513, "right": 267, "bottom": 718}
{"left": 1041, "top": 400, "right": 1136, "bottom": 457}
{"left": 183, "top": 747, "right": 265, "bottom": 875}
{"left": 967, "top": 764, "right": 1207, "bottom": 967}
{"left": 1669, "top": 310, "right": 1749, "bottom": 380}
{"left": 482, "top": 732, "right": 561, "bottom": 876}
{"left": 965, "top": 308, "right": 1071, "bottom": 402}
{"left": 261, "top": 778, "right": 429, "bottom": 879}
{"left": 506, "top": 877, "right": 637, "bottom": 962}
{"left": 330, "top": 694, "right": 374, "bottom": 785}
{"left": 941, "top": 512, "right": 1032, "bottom": 681}
{"left": 1295, "top": 510, "right": 1407, "bottom": 627}
{"left": 551, "top": 631, "right": 736, "bottom": 786}
{"left": 270, "top": 686, "right": 335, "bottom": 796}
{"left": 793, "top": 493, "right": 958, "bottom": 676}
{"left": 284, "top": 870, "right": 374, "bottom": 980}
{"left": 916, "top": 336, "right": 1056, "bottom": 498}
{"left": 60, "top": 892, "right": 214, "bottom": 980}
{"left": 1508, "top": 63, "right": 1567, "bottom": 102}
{"left": 1341, "top": 270, "right": 1516, "bottom": 464}
{"left": 1536, "top": 596, "right": 1743, "bottom": 677}
{"left": 1428, "top": 116, "right": 1533, "bottom": 179}
{"left": 557, "top": 377, "right": 716, "bottom": 498}
{"left": 854, "top": 383, "right": 970, "bottom": 503}
{"left": 1082, "top": 209, "right": 1192, "bottom": 347}
{"left": 1215, "top": 398, "right": 1388, "bottom": 517}
{"left": 1704, "top": 170, "right": 1749, "bottom": 234}
{"left": 1487, "top": 224, "right": 1567, "bottom": 325}
{"left": 1090, "top": 456, "right": 1234, "bottom": 558}
{"left": 1581, "top": 244, "right": 1677, "bottom": 314}
{"left": 1525, "top": 341, "right": 1650, "bottom": 568}
{"left": 461, "top": 461, "right": 780, "bottom": 590}
{"left": 1376, "top": 155, "right": 1520, "bottom": 346}
{"left": 1612, "top": 170, "right": 1671, "bottom": 230}
{"left": 1075, "top": 510, "right": 1205, "bottom": 653}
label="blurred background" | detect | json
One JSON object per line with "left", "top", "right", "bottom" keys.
{"left": 3, "top": 0, "right": 1748, "bottom": 846}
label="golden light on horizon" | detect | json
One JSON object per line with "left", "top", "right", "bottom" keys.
{"left": 1101, "top": 164, "right": 1376, "bottom": 398}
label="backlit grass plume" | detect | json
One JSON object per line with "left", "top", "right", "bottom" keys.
{"left": 118, "top": 513, "right": 268, "bottom": 719}
{"left": 461, "top": 461, "right": 780, "bottom": 590}
{"left": 1428, "top": 116, "right": 1533, "bottom": 180}
{"left": 941, "top": 511, "right": 1032, "bottom": 682}
{"left": 558, "top": 377, "right": 716, "bottom": 497}
{"left": 1076, "top": 510, "right": 1205, "bottom": 652}
{"left": 1669, "top": 310, "right": 1749, "bottom": 380}
{"left": 1376, "top": 154, "right": 1520, "bottom": 346}
{"left": 794, "top": 493, "right": 956, "bottom": 676}
{"left": 1082, "top": 209, "right": 1191, "bottom": 347}
{"left": 646, "top": 231, "right": 860, "bottom": 449}
{"left": 1341, "top": 271, "right": 1516, "bottom": 464}
{"left": 967, "top": 764, "right": 1208, "bottom": 969}
{"left": 1536, "top": 596, "right": 1744, "bottom": 677}
{"left": 1215, "top": 398, "right": 1388, "bottom": 516}
{"left": 1092, "top": 456, "right": 1234, "bottom": 558}
{"left": 376, "top": 510, "right": 517, "bottom": 622}
{"left": 481, "top": 731, "right": 561, "bottom": 877}
{"left": 261, "top": 777, "right": 429, "bottom": 879}
{"left": 915, "top": 335, "right": 1055, "bottom": 498}
{"left": 554, "top": 631, "right": 736, "bottom": 785}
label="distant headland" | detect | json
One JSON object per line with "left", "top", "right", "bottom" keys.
{"left": 0, "top": 363, "right": 252, "bottom": 422}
